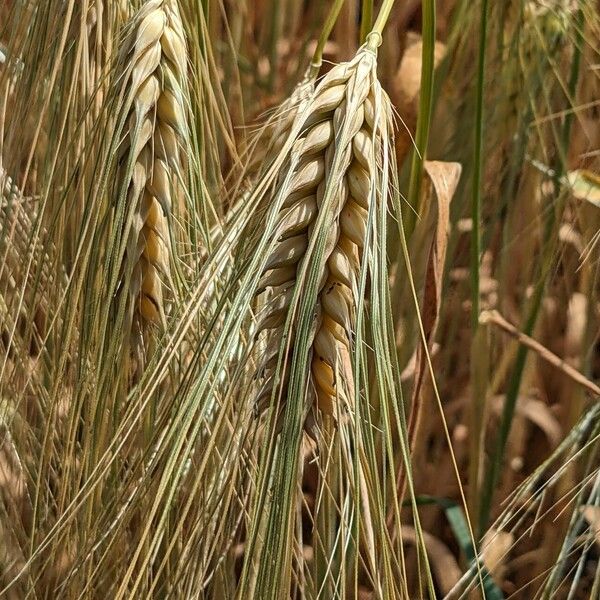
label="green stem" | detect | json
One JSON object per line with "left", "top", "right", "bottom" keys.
{"left": 404, "top": 0, "right": 436, "bottom": 234}
{"left": 267, "top": 0, "right": 282, "bottom": 91}
{"left": 311, "top": 0, "right": 346, "bottom": 71}
{"left": 360, "top": 0, "right": 374, "bottom": 44}
{"left": 471, "top": 0, "right": 488, "bottom": 330}
{"left": 467, "top": 0, "right": 488, "bottom": 527}
{"left": 370, "top": 0, "right": 396, "bottom": 39}
{"left": 557, "top": 11, "right": 583, "bottom": 174}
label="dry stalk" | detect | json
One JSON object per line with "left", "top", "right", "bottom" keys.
{"left": 480, "top": 309, "right": 600, "bottom": 397}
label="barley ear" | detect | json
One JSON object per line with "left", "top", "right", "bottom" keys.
{"left": 253, "top": 47, "right": 391, "bottom": 425}
{"left": 117, "top": 0, "right": 187, "bottom": 329}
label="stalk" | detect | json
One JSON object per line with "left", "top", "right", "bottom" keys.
{"left": 470, "top": 0, "right": 487, "bottom": 332}
{"left": 359, "top": 0, "right": 373, "bottom": 44}
{"left": 310, "top": 0, "right": 346, "bottom": 73}
{"left": 267, "top": 0, "right": 282, "bottom": 91}
{"left": 467, "top": 0, "right": 488, "bottom": 531}
{"left": 403, "top": 0, "right": 436, "bottom": 235}
{"left": 369, "top": 0, "right": 396, "bottom": 40}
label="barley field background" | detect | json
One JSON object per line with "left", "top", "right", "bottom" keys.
{"left": 1, "top": 1, "right": 600, "bottom": 598}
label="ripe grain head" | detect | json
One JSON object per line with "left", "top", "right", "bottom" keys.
{"left": 117, "top": 0, "right": 187, "bottom": 329}
{"left": 252, "top": 45, "right": 394, "bottom": 428}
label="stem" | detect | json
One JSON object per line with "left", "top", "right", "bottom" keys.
{"left": 360, "top": 0, "right": 373, "bottom": 44}
{"left": 480, "top": 310, "right": 600, "bottom": 397}
{"left": 267, "top": 0, "right": 282, "bottom": 91}
{"left": 471, "top": 0, "right": 487, "bottom": 331}
{"left": 558, "top": 11, "right": 584, "bottom": 174}
{"left": 467, "top": 0, "right": 488, "bottom": 528}
{"left": 370, "top": 0, "right": 396, "bottom": 39}
{"left": 311, "top": 0, "right": 346, "bottom": 70}
{"left": 404, "top": 0, "right": 436, "bottom": 233}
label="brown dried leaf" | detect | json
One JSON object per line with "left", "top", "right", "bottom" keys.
{"left": 565, "top": 292, "right": 587, "bottom": 358}
{"left": 490, "top": 395, "right": 562, "bottom": 449}
{"left": 518, "top": 398, "right": 562, "bottom": 448}
{"left": 392, "top": 34, "right": 446, "bottom": 164}
{"left": 401, "top": 161, "right": 461, "bottom": 494}
{"left": 410, "top": 160, "right": 461, "bottom": 403}
{"left": 421, "top": 161, "right": 461, "bottom": 340}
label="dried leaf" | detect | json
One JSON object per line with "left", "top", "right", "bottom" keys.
{"left": 565, "top": 292, "right": 587, "bottom": 357}
{"left": 558, "top": 223, "right": 584, "bottom": 254}
{"left": 518, "top": 398, "right": 562, "bottom": 448}
{"left": 421, "top": 161, "right": 461, "bottom": 340}
{"left": 410, "top": 161, "right": 461, "bottom": 400}
{"left": 392, "top": 34, "right": 446, "bottom": 164}
{"left": 404, "top": 161, "right": 461, "bottom": 481}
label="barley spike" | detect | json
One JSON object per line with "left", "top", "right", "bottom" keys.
{"left": 118, "top": 0, "right": 187, "bottom": 326}
{"left": 254, "top": 47, "right": 389, "bottom": 423}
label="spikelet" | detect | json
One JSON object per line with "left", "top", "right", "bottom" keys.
{"left": 238, "top": 70, "right": 317, "bottom": 204}
{"left": 117, "top": 0, "right": 187, "bottom": 325}
{"left": 254, "top": 45, "right": 391, "bottom": 422}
